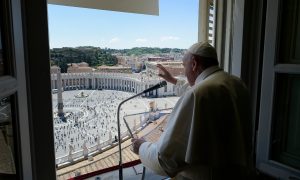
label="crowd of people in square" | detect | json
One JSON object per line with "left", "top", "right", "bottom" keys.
{"left": 52, "top": 89, "right": 178, "bottom": 164}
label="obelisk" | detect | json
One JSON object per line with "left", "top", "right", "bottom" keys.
{"left": 57, "top": 67, "right": 65, "bottom": 121}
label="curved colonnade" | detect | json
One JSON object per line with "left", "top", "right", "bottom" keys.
{"left": 51, "top": 72, "right": 176, "bottom": 97}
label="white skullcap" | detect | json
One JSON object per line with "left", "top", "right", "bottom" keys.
{"left": 187, "top": 42, "right": 218, "bottom": 60}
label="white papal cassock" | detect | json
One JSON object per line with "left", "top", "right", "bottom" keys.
{"left": 139, "top": 66, "right": 253, "bottom": 180}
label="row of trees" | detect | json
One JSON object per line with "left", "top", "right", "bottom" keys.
{"left": 50, "top": 46, "right": 185, "bottom": 72}
{"left": 110, "top": 47, "right": 184, "bottom": 56}
{"left": 50, "top": 47, "right": 118, "bottom": 72}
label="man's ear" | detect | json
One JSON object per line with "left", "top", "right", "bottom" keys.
{"left": 191, "top": 56, "right": 198, "bottom": 72}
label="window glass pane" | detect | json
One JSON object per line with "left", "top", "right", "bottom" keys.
{"left": 278, "top": 0, "right": 300, "bottom": 64}
{"left": 0, "top": 96, "right": 16, "bottom": 176}
{"left": 0, "top": 27, "right": 4, "bottom": 76}
{"left": 271, "top": 74, "right": 300, "bottom": 170}
{"left": 0, "top": 0, "right": 10, "bottom": 77}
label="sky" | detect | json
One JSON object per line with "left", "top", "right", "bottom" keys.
{"left": 48, "top": 0, "right": 199, "bottom": 49}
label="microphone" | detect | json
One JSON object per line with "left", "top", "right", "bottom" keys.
{"left": 116, "top": 80, "right": 167, "bottom": 180}
{"left": 142, "top": 81, "right": 167, "bottom": 94}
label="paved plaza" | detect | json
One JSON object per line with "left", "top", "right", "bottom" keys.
{"left": 52, "top": 90, "right": 179, "bottom": 163}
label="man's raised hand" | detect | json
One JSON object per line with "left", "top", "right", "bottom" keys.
{"left": 156, "top": 64, "right": 177, "bottom": 85}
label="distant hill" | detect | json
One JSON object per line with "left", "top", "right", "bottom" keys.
{"left": 50, "top": 46, "right": 185, "bottom": 72}
{"left": 110, "top": 47, "right": 185, "bottom": 56}
{"left": 50, "top": 46, "right": 117, "bottom": 72}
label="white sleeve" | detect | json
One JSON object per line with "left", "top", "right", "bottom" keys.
{"left": 138, "top": 91, "right": 195, "bottom": 177}
{"left": 139, "top": 142, "right": 168, "bottom": 176}
{"left": 174, "top": 79, "right": 190, "bottom": 96}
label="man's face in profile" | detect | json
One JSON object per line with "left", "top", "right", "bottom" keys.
{"left": 182, "top": 53, "right": 194, "bottom": 86}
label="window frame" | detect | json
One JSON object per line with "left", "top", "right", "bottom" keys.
{"left": 256, "top": 0, "right": 300, "bottom": 178}
{"left": 19, "top": 0, "right": 57, "bottom": 179}
{"left": 0, "top": 0, "right": 33, "bottom": 179}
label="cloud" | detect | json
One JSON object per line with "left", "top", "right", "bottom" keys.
{"left": 135, "top": 38, "right": 148, "bottom": 43}
{"left": 109, "top": 37, "right": 120, "bottom": 43}
{"left": 160, "top": 36, "right": 180, "bottom": 41}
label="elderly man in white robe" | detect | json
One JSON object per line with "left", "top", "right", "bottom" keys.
{"left": 131, "top": 42, "right": 255, "bottom": 179}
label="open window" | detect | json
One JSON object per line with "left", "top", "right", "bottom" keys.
{"left": 256, "top": 0, "right": 300, "bottom": 178}
{"left": 47, "top": 0, "right": 201, "bottom": 179}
